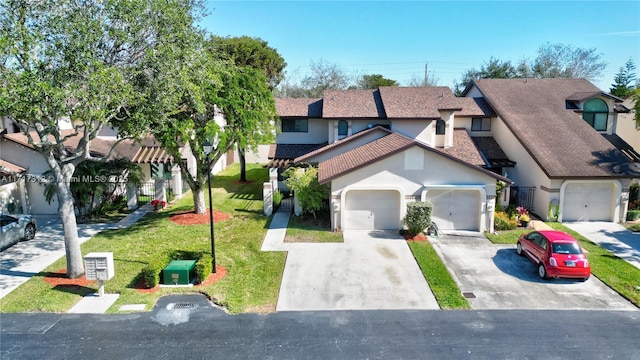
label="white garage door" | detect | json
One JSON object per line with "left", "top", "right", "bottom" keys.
{"left": 563, "top": 183, "right": 614, "bottom": 221}
{"left": 344, "top": 190, "right": 401, "bottom": 230}
{"left": 425, "top": 190, "right": 480, "bottom": 231}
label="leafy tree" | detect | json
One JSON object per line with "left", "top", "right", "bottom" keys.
{"left": 208, "top": 35, "right": 286, "bottom": 90}
{"left": 610, "top": 58, "right": 637, "bottom": 98}
{"left": 354, "top": 74, "right": 398, "bottom": 89}
{"left": 528, "top": 43, "right": 607, "bottom": 80}
{"left": 283, "top": 166, "right": 329, "bottom": 219}
{"left": 208, "top": 35, "right": 283, "bottom": 181}
{"left": 301, "top": 59, "right": 351, "bottom": 97}
{"left": 454, "top": 57, "right": 518, "bottom": 94}
{"left": 0, "top": 0, "right": 202, "bottom": 278}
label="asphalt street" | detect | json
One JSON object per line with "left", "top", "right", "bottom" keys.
{"left": 1, "top": 294, "right": 639, "bottom": 360}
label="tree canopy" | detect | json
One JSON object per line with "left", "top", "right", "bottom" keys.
{"left": 353, "top": 74, "right": 399, "bottom": 89}
{"left": 610, "top": 58, "right": 637, "bottom": 99}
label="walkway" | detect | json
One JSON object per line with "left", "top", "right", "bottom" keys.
{"left": 0, "top": 204, "right": 152, "bottom": 300}
{"left": 262, "top": 212, "right": 439, "bottom": 311}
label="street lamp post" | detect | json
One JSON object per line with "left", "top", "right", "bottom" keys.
{"left": 203, "top": 140, "right": 216, "bottom": 274}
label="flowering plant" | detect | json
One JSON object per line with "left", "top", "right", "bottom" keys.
{"left": 516, "top": 206, "right": 530, "bottom": 222}
{"left": 151, "top": 199, "right": 167, "bottom": 210}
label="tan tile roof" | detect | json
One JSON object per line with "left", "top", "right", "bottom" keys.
{"left": 275, "top": 98, "right": 322, "bottom": 117}
{"left": 472, "top": 78, "right": 638, "bottom": 178}
{"left": 318, "top": 131, "right": 510, "bottom": 184}
{"left": 322, "top": 89, "right": 384, "bottom": 118}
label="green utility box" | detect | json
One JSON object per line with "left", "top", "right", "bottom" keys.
{"left": 163, "top": 260, "right": 196, "bottom": 285}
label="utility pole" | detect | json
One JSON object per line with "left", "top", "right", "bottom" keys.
{"left": 424, "top": 63, "right": 429, "bottom": 86}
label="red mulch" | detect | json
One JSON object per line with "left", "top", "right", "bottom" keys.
{"left": 134, "top": 265, "right": 228, "bottom": 293}
{"left": 404, "top": 232, "right": 429, "bottom": 242}
{"left": 43, "top": 269, "right": 95, "bottom": 287}
{"left": 169, "top": 209, "right": 231, "bottom": 225}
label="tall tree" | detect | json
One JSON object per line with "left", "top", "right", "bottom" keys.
{"left": 610, "top": 58, "right": 637, "bottom": 98}
{"left": 208, "top": 35, "right": 286, "bottom": 90}
{"left": 354, "top": 74, "right": 398, "bottom": 89}
{"left": 301, "top": 59, "right": 351, "bottom": 97}
{"left": 208, "top": 35, "right": 284, "bottom": 181}
{"left": 454, "top": 57, "right": 518, "bottom": 95}
{"left": 528, "top": 43, "right": 607, "bottom": 80}
{"left": 0, "top": 0, "right": 203, "bottom": 278}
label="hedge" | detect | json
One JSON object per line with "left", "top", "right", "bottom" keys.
{"left": 140, "top": 250, "right": 211, "bottom": 287}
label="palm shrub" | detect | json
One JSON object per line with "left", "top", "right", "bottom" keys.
{"left": 404, "top": 201, "right": 433, "bottom": 237}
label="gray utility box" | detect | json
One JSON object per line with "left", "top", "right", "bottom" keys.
{"left": 85, "top": 252, "right": 115, "bottom": 281}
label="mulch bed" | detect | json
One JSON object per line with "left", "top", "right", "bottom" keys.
{"left": 169, "top": 209, "right": 231, "bottom": 225}
{"left": 135, "top": 265, "right": 228, "bottom": 293}
{"left": 400, "top": 230, "right": 429, "bottom": 242}
{"left": 43, "top": 269, "right": 95, "bottom": 287}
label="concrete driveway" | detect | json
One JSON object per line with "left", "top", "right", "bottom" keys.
{"left": 430, "top": 232, "right": 637, "bottom": 310}
{"left": 276, "top": 230, "right": 439, "bottom": 311}
{"left": 564, "top": 221, "right": 640, "bottom": 270}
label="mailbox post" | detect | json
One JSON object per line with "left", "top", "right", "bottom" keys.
{"left": 84, "top": 252, "right": 115, "bottom": 297}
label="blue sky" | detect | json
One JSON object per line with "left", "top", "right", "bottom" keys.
{"left": 200, "top": 1, "right": 640, "bottom": 90}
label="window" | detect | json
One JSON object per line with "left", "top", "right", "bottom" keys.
{"left": 582, "top": 98, "right": 608, "bottom": 131}
{"left": 151, "top": 163, "right": 170, "bottom": 179}
{"left": 471, "top": 117, "right": 491, "bottom": 131}
{"left": 338, "top": 120, "right": 348, "bottom": 136}
{"left": 282, "top": 118, "right": 308, "bottom": 132}
{"left": 435, "top": 119, "right": 445, "bottom": 135}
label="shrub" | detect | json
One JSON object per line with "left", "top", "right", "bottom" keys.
{"left": 494, "top": 211, "right": 517, "bottom": 230}
{"left": 273, "top": 190, "right": 283, "bottom": 208}
{"left": 627, "top": 210, "right": 640, "bottom": 222}
{"left": 630, "top": 183, "right": 639, "bottom": 204}
{"left": 141, "top": 253, "right": 172, "bottom": 288}
{"left": 140, "top": 250, "right": 209, "bottom": 287}
{"left": 404, "top": 201, "right": 433, "bottom": 237}
{"left": 195, "top": 255, "right": 213, "bottom": 283}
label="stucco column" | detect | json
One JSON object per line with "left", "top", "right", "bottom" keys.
{"left": 294, "top": 192, "right": 302, "bottom": 216}
{"left": 486, "top": 197, "right": 496, "bottom": 233}
{"left": 439, "top": 110, "right": 455, "bottom": 148}
{"left": 263, "top": 182, "right": 273, "bottom": 216}
{"left": 171, "top": 165, "right": 182, "bottom": 199}
{"left": 620, "top": 191, "right": 630, "bottom": 223}
{"left": 154, "top": 178, "right": 166, "bottom": 202}
{"left": 126, "top": 183, "right": 138, "bottom": 210}
{"left": 269, "top": 167, "right": 278, "bottom": 191}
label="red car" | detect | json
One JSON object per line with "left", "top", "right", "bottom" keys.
{"left": 517, "top": 230, "right": 590, "bottom": 281}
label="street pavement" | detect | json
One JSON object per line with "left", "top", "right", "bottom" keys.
{"left": 430, "top": 231, "right": 637, "bottom": 310}
{"left": 1, "top": 294, "right": 640, "bottom": 360}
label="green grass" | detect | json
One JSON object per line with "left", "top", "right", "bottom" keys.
{"left": 0, "top": 164, "right": 286, "bottom": 314}
{"left": 284, "top": 211, "right": 343, "bottom": 243}
{"left": 408, "top": 241, "right": 471, "bottom": 309}
{"left": 485, "top": 224, "right": 640, "bottom": 308}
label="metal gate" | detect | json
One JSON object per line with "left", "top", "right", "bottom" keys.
{"left": 510, "top": 186, "right": 536, "bottom": 212}
{"left": 278, "top": 197, "right": 293, "bottom": 213}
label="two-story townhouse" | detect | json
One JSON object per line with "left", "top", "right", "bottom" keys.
{"left": 272, "top": 87, "right": 513, "bottom": 233}
{"left": 463, "top": 78, "right": 639, "bottom": 223}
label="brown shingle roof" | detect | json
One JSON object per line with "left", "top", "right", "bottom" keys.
{"left": 603, "top": 134, "right": 640, "bottom": 163}
{"left": 318, "top": 131, "right": 511, "bottom": 184}
{"left": 455, "top": 97, "right": 496, "bottom": 117}
{"left": 294, "top": 125, "right": 393, "bottom": 163}
{"left": 440, "top": 129, "right": 486, "bottom": 166}
{"left": 472, "top": 78, "right": 638, "bottom": 178}
{"left": 378, "top": 86, "right": 465, "bottom": 119}
{"left": 275, "top": 98, "right": 322, "bottom": 117}
{"left": 0, "top": 159, "right": 25, "bottom": 173}
{"left": 322, "top": 89, "right": 385, "bottom": 118}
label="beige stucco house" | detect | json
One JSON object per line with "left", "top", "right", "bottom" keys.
{"left": 271, "top": 79, "right": 639, "bottom": 232}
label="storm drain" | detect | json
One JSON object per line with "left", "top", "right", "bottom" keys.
{"left": 168, "top": 302, "right": 198, "bottom": 310}
{"left": 462, "top": 292, "right": 476, "bottom": 299}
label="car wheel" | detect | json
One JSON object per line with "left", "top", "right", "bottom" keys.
{"left": 516, "top": 242, "right": 523, "bottom": 256}
{"left": 24, "top": 224, "right": 36, "bottom": 241}
{"left": 538, "top": 263, "right": 547, "bottom": 279}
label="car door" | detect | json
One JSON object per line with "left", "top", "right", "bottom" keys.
{"left": 530, "top": 234, "right": 547, "bottom": 264}
{"left": 1, "top": 215, "right": 20, "bottom": 249}
{"left": 521, "top": 232, "right": 541, "bottom": 260}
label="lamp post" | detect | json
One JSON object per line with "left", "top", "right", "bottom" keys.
{"left": 202, "top": 140, "right": 216, "bottom": 274}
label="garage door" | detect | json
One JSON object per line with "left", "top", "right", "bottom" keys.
{"left": 425, "top": 190, "right": 480, "bottom": 231}
{"left": 563, "top": 183, "right": 613, "bottom": 221}
{"left": 343, "top": 190, "right": 401, "bottom": 230}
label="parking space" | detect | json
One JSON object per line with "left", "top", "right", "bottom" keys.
{"left": 430, "top": 232, "right": 637, "bottom": 310}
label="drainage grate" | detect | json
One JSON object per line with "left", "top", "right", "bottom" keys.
{"left": 462, "top": 292, "right": 476, "bottom": 299}
{"left": 169, "top": 302, "right": 197, "bottom": 310}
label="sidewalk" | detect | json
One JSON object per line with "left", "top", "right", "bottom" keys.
{"left": 564, "top": 221, "right": 640, "bottom": 270}
{"left": 0, "top": 204, "right": 152, "bottom": 300}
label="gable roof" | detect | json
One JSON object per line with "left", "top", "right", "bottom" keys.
{"left": 378, "top": 86, "right": 462, "bottom": 119}
{"left": 471, "top": 78, "right": 638, "bottom": 178}
{"left": 294, "top": 125, "right": 393, "bottom": 163}
{"left": 317, "top": 131, "right": 511, "bottom": 184}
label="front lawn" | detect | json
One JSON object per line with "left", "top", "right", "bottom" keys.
{"left": 485, "top": 225, "right": 640, "bottom": 308}
{"left": 408, "top": 241, "right": 471, "bottom": 309}
{"left": 0, "top": 164, "right": 286, "bottom": 314}
{"left": 285, "top": 210, "right": 343, "bottom": 243}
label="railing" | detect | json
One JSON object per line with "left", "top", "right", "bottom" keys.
{"left": 510, "top": 186, "right": 536, "bottom": 212}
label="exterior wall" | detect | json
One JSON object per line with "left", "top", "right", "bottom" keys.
{"left": 1, "top": 139, "right": 50, "bottom": 174}
{"left": 244, "top": 144, "right": 271, "bottom": 164}
{"left": 0, "top": 182, "right": 22, "bottom": 213}
{"left": 25, "top": 180, "right": 58, "bottom": 214}
{"left": 391, "top": 119, "right": 433, "bottom": 145}
{"left": 329, "top": 147, "right": 497, "bottom": 231}
{"left": 351, "top": 119, "right": 390, "bottom": 134}
{"left": 277, "top": 118, "right": 328, "bottom": 144}
{"left": 616, "top": 98, "right": 640, "bottom": 151}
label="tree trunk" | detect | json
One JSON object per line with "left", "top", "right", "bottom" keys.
{"left": 52, "top": 163, "right": 84, "bottom": 278}
{"left": 239, "top": 147, "right": 247, "bottom": 182}
{"left": 194, "top": 187, "right": 206, "bottom": 214}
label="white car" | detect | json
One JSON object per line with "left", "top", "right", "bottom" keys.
{"left": 0, "top": 213, "right": 37, "bottom": 251}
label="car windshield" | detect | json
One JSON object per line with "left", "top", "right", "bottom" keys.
{"left": 552, "top": 242, "right": 582, "bottom": 254}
